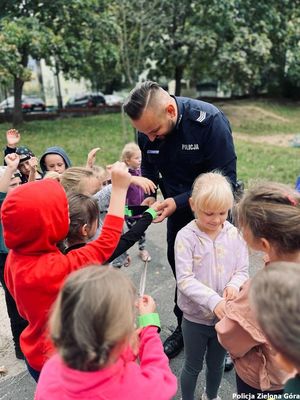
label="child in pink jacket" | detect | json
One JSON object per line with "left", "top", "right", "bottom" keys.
{"left": 216, "top": 182, "right": 298, "bottom": 398}
{"left": 175, "top": 172, "right": 249, "bottom": 400}
{"left": 35, "top": 265, "right": 177, "bottom": 400}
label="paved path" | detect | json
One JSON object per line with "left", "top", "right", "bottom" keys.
{"left": 0, "top": 220, "right": 263, "bottom": 400}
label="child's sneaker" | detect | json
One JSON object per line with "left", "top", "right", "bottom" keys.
{"left": 139, "top": 249, "right": 151, "bottom": 262}
{"left": 201, "top": 392, "right": 221, "bottom": 400}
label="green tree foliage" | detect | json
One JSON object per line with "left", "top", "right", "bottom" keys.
{"left": 1, "top": 0, "right": 299, "bottom": 116}
{"left": 111, "top": 0, "right": 165, "bottom": 85}
{"left": 188, "top": 0, "right": 300, "bottom": 97}
{"left": 0, "top": 0, "right": 119, "bottom": 124}
{"left": 0, "top": 17, "right": 53, "bottom": 125}
{"left": 150, "top": 0, "right": 206, "bottom": 95}
{"left": 145, "top": 0, "right": 300, "bottom": 97}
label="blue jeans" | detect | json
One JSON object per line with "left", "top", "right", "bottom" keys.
{"left": 181, "top": 318, "right": 226, "bottom": 400}
{"left": 25, "top": 358, "right": 40, "bottom": 382}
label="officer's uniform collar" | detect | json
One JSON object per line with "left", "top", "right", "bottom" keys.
{"left": 171, "top": 95, "right": 183, "bottom": 130}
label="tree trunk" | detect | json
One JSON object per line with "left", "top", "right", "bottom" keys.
{"left": 174, "top": 65, "right": 183, "bottom": 96}
{"left": 55, "top": 65, "right": 63, "bottom": 109}
{"left": 13, "top": 77, "right": 24, "bottom": 126}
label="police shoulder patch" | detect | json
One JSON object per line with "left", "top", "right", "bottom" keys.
{"left": 196, "top": 110, "right": 206, "bottom": 123}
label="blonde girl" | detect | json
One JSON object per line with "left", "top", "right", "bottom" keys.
{"left": 121, "top": 142, "right": 151, "bottom": 262}
{"left": 176, "top": 171, "right": 249, "bottom": 400}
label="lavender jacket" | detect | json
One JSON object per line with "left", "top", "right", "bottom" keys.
{"left": 175, "top": 220, "right": 249, "bottom": 326}
{"left": 126, "top": 168, "right": 144, "bottom": 207}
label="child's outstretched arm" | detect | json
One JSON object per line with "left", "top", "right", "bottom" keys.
{"left": 66, "top": 162, "right": 131, "bottom": 268}
{"left": 130, "top": 295, "right": 177, "bottom": 399}
{"left": 106, "top": 202, "right": 161, "bottom": 263}
{"left": 130, "top": 176, "right": 156, "bottom": 195}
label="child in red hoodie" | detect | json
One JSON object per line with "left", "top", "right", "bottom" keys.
{"left": 35, "top": 265, "right": 177, "bottom": 400}
{"left": 1, "top": 161, "right": 131, "bottom": 381}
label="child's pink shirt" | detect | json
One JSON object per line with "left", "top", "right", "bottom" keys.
{"left": 34, "top": 327, "right": 177, "bottom": 400}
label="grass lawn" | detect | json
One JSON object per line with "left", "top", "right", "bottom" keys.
{"left": 236, "top": 140, "right": 298, "bottom": 184}
{"left": 0, "top": 99, "right": 299, "bottom": 186}
{"left": 220, "top": 99, "right": 300, "bottom": 136}
{"left": 0, "top": 113, "right": 134, "bottom": 167}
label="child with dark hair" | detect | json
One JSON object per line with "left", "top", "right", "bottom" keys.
{"left": 64, "top": 192, "right": 160, "bottom": 267}
{"left": 64, "top": 193, "right": 100, "bottom": 253}
{"left": 35, "top": 265, "right": 177, "bottom": 400}
{"left": 61, "top": 166, "right": 157, "bottom": 267}
{"left": 2, "top": 162, "right": 131, "bottom": 381}
{"left": 4, "top": 129, "right": 42, "bottom": 183}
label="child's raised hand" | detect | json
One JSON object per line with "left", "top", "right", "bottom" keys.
{"left": 213, "top": 299, "right": 226, "bottom": 320}
{"left": 138, "top": 295, "right": 156, "bottom": 315}
{"left": 4, "top": 153, "right": 20, "bottom": 171}
{"left": 223, "top": 286, "right": 238, "bottom": 301}
{"left": 109, "top": 161, "right": 131, "bottom": 191}
{"left": 86, "top": 147, "right": 100, "bottom": 169}
{"left": 130, "top": 176, "right": 156, "bottom": 195}
{"left": 6, "top": 129, "right": 20, "bottom": 147}
{"left": 29, "top": 156, "right": 38, "bottom": 171}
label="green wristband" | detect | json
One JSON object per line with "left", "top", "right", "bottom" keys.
{"left": 138, "top": 313, "right": 161, "bottom": 332}
{"left": 124, "top": 205, "right": 133, "bottom": 217}
{"left": 144, "top": 208, "right": 157, "bottom": 220}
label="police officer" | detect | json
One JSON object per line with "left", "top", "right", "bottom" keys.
{"left": 123, "top": 81, "right": 237, "bottom": 367}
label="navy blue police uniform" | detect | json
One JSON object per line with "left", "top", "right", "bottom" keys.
{"left": 138, "top": 96, "right": 237, "bottom": 324}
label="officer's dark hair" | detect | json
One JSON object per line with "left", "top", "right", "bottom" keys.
{"left": 123, "top": 81, "right": 161, "bottom": 120}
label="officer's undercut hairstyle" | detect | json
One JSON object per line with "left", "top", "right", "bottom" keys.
{"left": 250, "top": 262, "right": 300, "bottom": 369}
{"left": 123, "top": 81, "right": 161, "bottom": 120}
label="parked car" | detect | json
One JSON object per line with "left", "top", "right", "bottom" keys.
{"left": 104, "top": 94, "right": 123, "bottom": 106}
{"left": 65, "top": 93, "right": 106, "bottom": 108}
{"left": 0, "top": 96, "right": 46, "bottom": 112}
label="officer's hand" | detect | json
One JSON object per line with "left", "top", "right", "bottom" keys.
{"left": 154, "top": 198, "right": 176, "bottom": 223}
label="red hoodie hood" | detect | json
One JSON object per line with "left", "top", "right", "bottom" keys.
{"left": 1, "top": 179, "right": 69, "bottom": 254}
